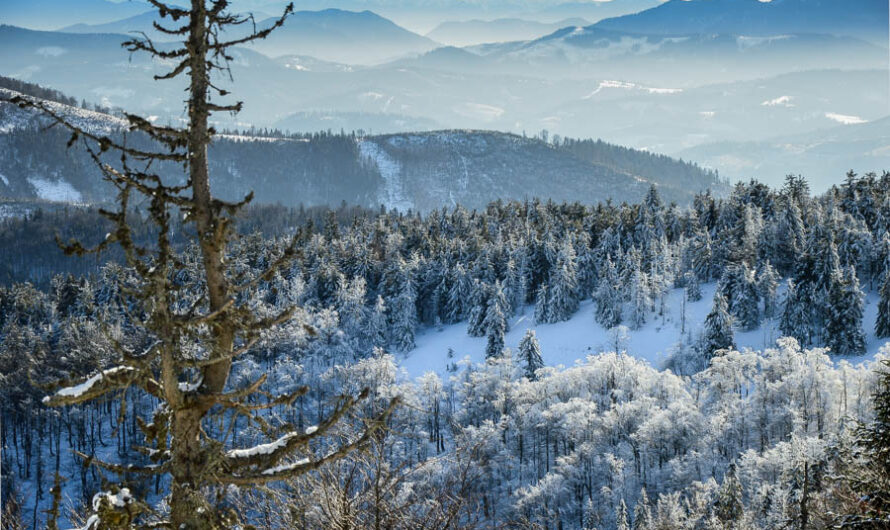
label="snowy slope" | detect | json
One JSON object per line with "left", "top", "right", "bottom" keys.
{"left": 400, "top": 282, "right": 886, "bottom": 379}
{"left": 358, "top": 138, "right": 414, "bottom": 211}
{"left": 0, "top": 87, "right": 126, "bottom": 134}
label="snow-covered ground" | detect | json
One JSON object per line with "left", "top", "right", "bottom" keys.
{"left": 400, "top": 282, "right": 886, "bottom": 379}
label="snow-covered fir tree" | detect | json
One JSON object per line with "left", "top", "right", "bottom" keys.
{"left": 756, "top": 261, "right": 780, "bottom": 319}
{"left": 543, "top": 239, "right": 580, "bottom": 322}
{"left": 518, "top": 329, "right": 544, "bottom": 380}
{"left": 389, "top": 277, "right": 419, "bottom": 352}
{"left": 594, "top": 256, "right": 623, "bottom": 328}
{"left": 484, "top": 282, "right": 509, "bottom": 358}
{"left": 625, "top": 265, "right": 652, "bottom": 330}
{"left": 876, "top": 269, "right": 890, "bottom": 339}
{"left": 700, "top": 290, "right": 735, "bottom": 360}
{"left": 825, "top": 266, "right": 866, "bottom": 356}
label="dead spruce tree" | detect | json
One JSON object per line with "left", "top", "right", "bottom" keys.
{"left": 4, "top": 1, "right": 397, "bottom": 528}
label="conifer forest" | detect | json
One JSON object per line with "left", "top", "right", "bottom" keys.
{"left": 1, "top": 0, "right": 890, "bottom": 529}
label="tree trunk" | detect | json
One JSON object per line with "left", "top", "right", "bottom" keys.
{"left": 168, "top": 2, "right": 236, "bottom": 526}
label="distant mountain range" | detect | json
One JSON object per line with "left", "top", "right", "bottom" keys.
{"left": 594, "top": 0, "right": 888, "bottom": 45}
{"left": 425, "top": 18, "right": 589, "bottom": 47}
{"left": 680, "top": 116, "right": 890, "bottom": 192}
{"left": 0, "top": 0, "right": 150, "bottom": 30}
{"left": 0, "top": 87, "right": 724, "bottom": 211}
{"left": 1, "top": 0, "right": 887, "bottom": 192}
{"left": 60, "top": 8, "right": 440, "bottom": 65}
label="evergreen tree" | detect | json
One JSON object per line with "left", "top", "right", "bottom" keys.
{"left": 594, "top": 257, "right": 622, "bottom": 328}
{"left": 715, "top": 464, "right": 744, "bottom": 527}
{"left": 734, "top": 264, "right": 761, "bottom": 331}
{"left": 617, "top": 498, "right": 630, "bottom": 530}
{"left": 684, "top": 271, "right": 702, "bottom": 302}
{"left": 756, "top": 261, "right": 780, "bottom": 319}
{"left": 518, "top": 329, "right": 544, "bottom": 380}
{"left": 364, "top": 295, "right": 388, "bottom": 349}
{"left": 826, "top": 266, "right": 866, "bottom": 356}
{"left": 700, "top": 291, "right": 735, "bottom": 360}
{"left": 780, "top": 280, "right": 813, "bottom": 347}
{"left": 545, "top": 239, "right": 580, "bottom": 322}
{"left": 390, "top": 278, "right": 418, "bottom": 352}
{"left": 876, "top": 269, "right": 890, "bottom": 339}
{"left": 534, "top": 283, "right": 550, "bottom": 325}
{"left": 625, "top": 266, "right": 652, "bottom": 330}
{"left": 467, "top": 280, "right": 488, "bottom": 337}
{"left": 445, "top": 263, "right": 472, "bottom": 323}
{"left": 484, "top": 282, "right": 509, "bottom": 358}
{"left": 836, "top": 360, "right": 890, "bottom": 528}
{"left": 633, "top": 489, "right": 652, "bottom": 530}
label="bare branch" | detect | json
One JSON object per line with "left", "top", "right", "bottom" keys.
{"left": 219, "top": 396, "right": 401, "bottom": 485}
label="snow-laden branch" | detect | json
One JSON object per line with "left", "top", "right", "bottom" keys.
{"left": 42, "top": 366, "right": 138, "bottom": 406}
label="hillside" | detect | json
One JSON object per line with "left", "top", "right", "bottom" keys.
{"left": 0, "top": 90, "right": 724, "bottom": 211}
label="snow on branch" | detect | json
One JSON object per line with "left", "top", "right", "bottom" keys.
{"left": 226, "top": 431, "right": 302, "bottom": 460}
{"left": 42, "top": 366, "right": 138, "bottom": 406}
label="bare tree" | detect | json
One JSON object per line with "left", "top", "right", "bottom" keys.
{"left": 4, "top": 1, "right": 397, "bottom": 528}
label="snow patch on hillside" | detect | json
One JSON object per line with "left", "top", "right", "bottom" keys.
{"left": 825, "top": 112, "right": 867, "bottom": 125}
{"left": 761, "top": 95, "right": 794, "bottom": 107}
{"left": 401, "top": 282, "right": 885, "bottom": 379}
{"left": 27, "top": 177, "right": 82, "bottom": 203}
{"left": 584, "top": 80, "right": 682, "bottom": 99}
{"left": 359, "top": 139, "right": 413, "bottom": 211}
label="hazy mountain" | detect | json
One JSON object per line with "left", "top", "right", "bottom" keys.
{"left": 470, "top": 28, "right": 886, "bottom": 84}
{"left": 247, "top": 9, "right": 439, "bottom": 64}
{"left": 425, "top": 18, "right": 588, "bottom": 47}
{"left": 533, "top": 68, "right": 888, "bottom": 165}
{"left": 57, "top": 8, "right": 439, "bottom": 65}
{"left": 0, "top": 25, "right": 298, "bottom": 125}
{"left": 533, "top": 0, "right": 665, "bottom": 23}
{"left": 274, "top": 110, "right": 441, "bottom": 134}
{"left": 679, "top": 116, "right": 890, "bottom": 191}
{"left": 2, "top": 25, "right": 884, "bottom": 166}
{"left": 0, "top": 0, "right": 150, "bottom": 30}
{"left": 60, "top": 11, "right": 172, "bottom": 38}
{"left": 594, "top": 0, "right": 889, "bottom": 45}
{"left": 0, "top": 88, "right": 723, "bottom": 211}
{"left": 274, "top": 55, "right": 356, "bottom": 73}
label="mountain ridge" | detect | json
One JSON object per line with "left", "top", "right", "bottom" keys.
{"left": 0, "top": 88, "right": 725, "bottom": 211}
